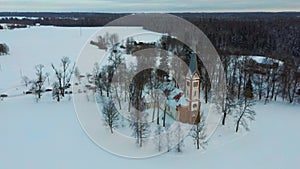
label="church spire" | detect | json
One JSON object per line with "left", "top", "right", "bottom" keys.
{"left": 189, "top": 52, "right": 199, "bottom": 78}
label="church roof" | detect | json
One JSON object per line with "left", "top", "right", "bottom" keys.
{"left": 189, "top": 52, "right": 199, "bottom": 77}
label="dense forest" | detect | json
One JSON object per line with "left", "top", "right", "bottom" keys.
{"left": 1, "top": 12, "right": 299, "bottom": 65}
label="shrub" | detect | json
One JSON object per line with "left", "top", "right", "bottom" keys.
{"left": 0, "top": 43, "right": 9, "bottom": 55}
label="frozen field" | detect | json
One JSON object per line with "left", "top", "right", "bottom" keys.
{"left": 0, "top": 26, "right": 299, "bottom": 169}
{"left": 1, "top": 94, "right": 299, "bottom": 169}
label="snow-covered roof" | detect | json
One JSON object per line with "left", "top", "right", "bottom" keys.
{"left": 166, "top": 87, "right": 189, "bottom": 108}
{"left": 249, "top": 56, "right": 284, "bottom": 66}
{"left": 168, "top": 88, "right": 183, "bottom": 99}
{"left": 132, "top": 32, "right": 162, "bottom": 43}
{"left": 177, "top": 95, "right": 189, "bottom": 106}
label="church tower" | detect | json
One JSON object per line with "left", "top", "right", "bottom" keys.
{"left": 185, "top": 52, "right": 201, "bottom": 124}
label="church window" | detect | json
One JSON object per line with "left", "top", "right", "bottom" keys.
{"left": 193, "top": 82, "right": 198, "bottom": 87}
{"left": 193, "top": 103, "right": 197, "bottom": 108}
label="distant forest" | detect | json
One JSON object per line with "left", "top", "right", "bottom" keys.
{"left": 0, "top": 12, "right": 299, "bottom": 64}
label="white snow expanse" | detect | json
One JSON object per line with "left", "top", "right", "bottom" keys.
{"left": 0, "top": 26, "right": 300, "bottom": 169}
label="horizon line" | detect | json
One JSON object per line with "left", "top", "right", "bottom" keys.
{"left": 0, "top": 11, "right": 299, "bottom": 14}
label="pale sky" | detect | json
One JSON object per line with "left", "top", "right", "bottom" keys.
{"left": 0, "top": 0, "right": 299, "bottom": 12}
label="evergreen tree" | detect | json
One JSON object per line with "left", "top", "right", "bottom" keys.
{"left": 244, "top": 78, "right": 254, "bottom": 99}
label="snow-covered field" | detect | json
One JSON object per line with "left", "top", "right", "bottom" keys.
{"left": 0, "top": 26, "right": 300, "bottom": 169}
{"left": 1, "top": 94, "right": 299, "bottom": 169}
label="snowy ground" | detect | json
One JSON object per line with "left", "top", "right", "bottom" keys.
{"left": 1, "top": 94, "right": 299, "bottom": 169}
{"left": 0, "top": 26, "right": 300, "bottom": 169}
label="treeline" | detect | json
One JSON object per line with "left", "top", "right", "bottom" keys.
{"left": 187, "top": 15, "right": 300, "bottom": 64}
{"left": 0, "top": 12, "right": 299, "bottom": 63}
{"left": 0, "top": 12, "right": 125, "bottom": 27}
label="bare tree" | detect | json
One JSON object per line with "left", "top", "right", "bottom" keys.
{"left": 93, "top": 63, "right": 103, "bottom": 96}
{"left": 52, "top": 82, "right": 60, "bottom": 102}
{"left": 74, "top": 67, "right": 81, "bottom": 84}
{"left": 32, "top": 64, "right": 48, "bottom": 101}
{"left": 202, "top": 71, "right": 211, "bottom": 104}
{"left": 101, "top": 65, "right": 113, "bottom": 97}
{"left": 102, "top": 99, "right": 119, "bottom": 134}
{"left": 21, "top": 76, "right": 31, "bottom": 88}
{"left": 270, "top": 64, "right": 279, "bottom": 100}
{"left": 108, "top": 45, "right": 123, "bottom": 69}
{"left": 235, "top": 98, "right": 256, "bottom": 132}
{"left": 155, "top": 124, "right": 165, "bottom": 152}
{"left": 287, "top": 66, "right": 300, "bottom": 103}
{"left": 235, "top": 78, "right": 256, "bottom": 132}
{"left": 126, "top": 63, "right": 136, "bottom": 111}
{"left": 91, "top": 32, "right": 119, "bottom": 50}
{"left": 162, "top": 99, "right": 167, "bottom": 127}
{"left": 189, "top": 113, "right": 207, "bottom": 150}
{"left": 165, "top": 124, "right": 172, "bottom": 152}
{"left": 108, "top": 47, "right": 124, "bottom": 109}
{"left": 175, "top": 122, "right": 184, "bottom": 152}
{"left": 130, "top": 97, "right": 150, "bottom": 147}
{"left": 108, "top": 33, "right": 119, "bottom": 47}
{"left": 125, "top": 37, "right": 134, "bottom": 54}
{"left": 154, "top": 89, "right": 161, "bottom": 125}
{"left": 222, "top": 88, "right": 237, "bottom": 125}
{"left": 51, "top": 57, "right": 75, "bottom": 101}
